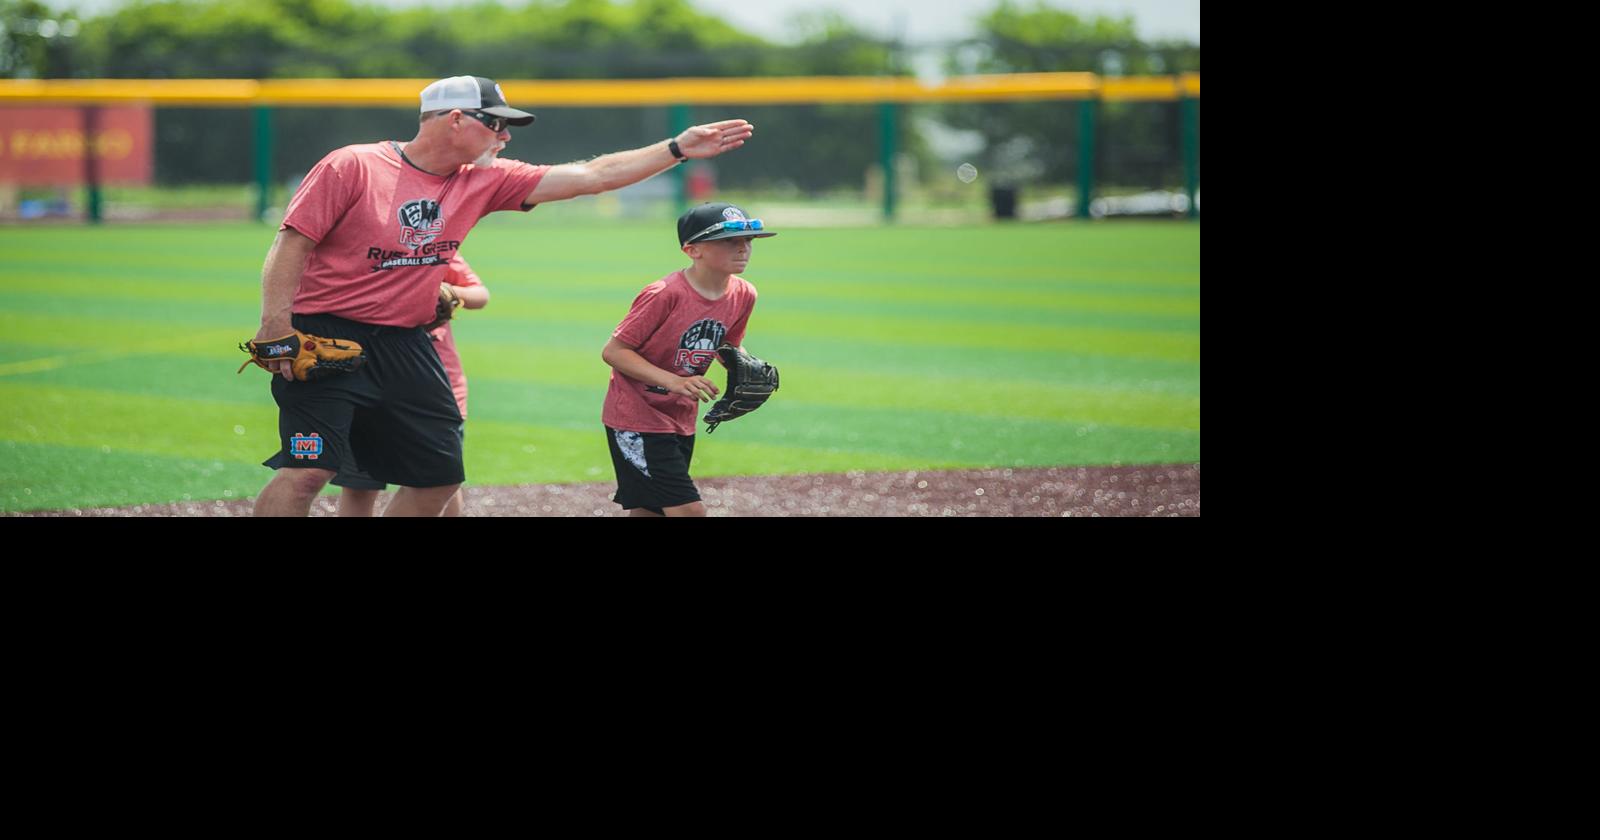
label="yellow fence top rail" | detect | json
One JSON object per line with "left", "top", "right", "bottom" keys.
{"left": 0, "top": 73, "right": 1199, "bottom": 107}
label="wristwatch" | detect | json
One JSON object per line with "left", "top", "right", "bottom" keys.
{"left": 667, "top": 138, "right": 687, "bottom": 163}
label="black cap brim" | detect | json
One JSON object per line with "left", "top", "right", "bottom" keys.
{"left": 481, "top": 107, "right": 536, "bottom": 126}
{"left": 693, "top": 230, "right": 777, "bottom": 244}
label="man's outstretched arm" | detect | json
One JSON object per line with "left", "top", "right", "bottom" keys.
{"left": 524, "top": 119, "right": 754, "bottom": 206}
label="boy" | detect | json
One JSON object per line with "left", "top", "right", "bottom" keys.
{"left": 600, "top": 202, "right": 776, "bottom": 517}
{"left": 335, "top": 254, "right": 488, "bottom": 516}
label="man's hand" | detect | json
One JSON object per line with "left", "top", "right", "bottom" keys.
{"left": 253, "top": 320, "right": 296, "bottom": 379}
{"left": 674, "top": 119, "right": 754, "bottom": 160}
{"left": 238, "top": 330, "right": 366, "bottom": 382}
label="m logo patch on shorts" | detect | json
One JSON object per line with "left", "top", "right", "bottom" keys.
{"left": 290, "top": 432, "right": 323, "bottom": 460}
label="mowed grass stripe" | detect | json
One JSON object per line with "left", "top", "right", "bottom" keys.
{"left": 756, "top": 311, "right": 1199, "bottom": 361}
{"left": 671, "top": 404, "right": 1198, "bottom": 469}
{"left": 778, "top": 281, "right": 1201, "bottom": 317}
{"left": 5, "top": 275, "right": 260, "bottom": 306}
{"left": 1, "top": 439, "right": 266, "bottom": 513}
{"left": 456, "top": 306, "right": 1199, "bottom": 363}
{"left": 2, "top": 382, "right": 277, "bottom": 459}
{"left": 16, "top": 292, "right": 260, "bottom": 328}
{"left": 770, "top": 363, "right": 1200, "bottom": 430}
{"left": 0, "top": 354, "right": 278, "bottom": 403}
{"left": 479, "top": 293, "right": 1196, "bottom": 335}
{"left": 531, "top": 271, "right": 1203, "bottom": 305}
{"left": 459, "top": 378, "right": 1197, "bottom": 467}
{"left": 0, "top": 255, "right": 270, "bottom": 280}
{"left": 768, "top": 296, "right": 1196, "bottom": 333}
{"left": 453, "top": 331, "right": 1201, "bottom": 396}
{"left": 2, "top": 349, "right": 1197, "bottom": 445}
{"left": 723, "top": 338, "right": 1202, "bottom": 393}
{"left": 1, "top": 312, "right": 244, "bottom": 354}
{"left": 0, "top": 223, "right": 267, "bottom": 256}
{"left": 457, "top": 362, "right": 1197, "bottom": 432}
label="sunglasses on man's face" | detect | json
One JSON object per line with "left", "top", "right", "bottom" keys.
{"left": 463, "top": 110, "right": 508, "bottom": 133}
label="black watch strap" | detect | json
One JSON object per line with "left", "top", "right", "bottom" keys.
{"left": 667, "top": 138, "right": 687, "bottom": 162}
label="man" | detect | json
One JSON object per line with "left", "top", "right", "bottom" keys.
{"left": 249, "top": 75, "right": 753, "bottom": 516}
{"left": 333, "top": 253, "right": 486, "bottom": 518}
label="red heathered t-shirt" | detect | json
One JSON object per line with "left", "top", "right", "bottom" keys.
{"left": 602, "top": 271, "right": 757, "bottom": 436}
{"left": 280, "top": 142, "right": 546, "bottom": 327}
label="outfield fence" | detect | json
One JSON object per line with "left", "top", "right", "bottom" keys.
{"left": 1, "top": 72, "right": 1198, "bottom": 226}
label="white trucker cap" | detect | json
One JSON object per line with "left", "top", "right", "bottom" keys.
{"left": 419, "top": 76, "right": 536, "bottom": 126}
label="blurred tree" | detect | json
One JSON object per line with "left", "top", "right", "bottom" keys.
{"left": 1, "top": 0, "right": 80, "bottom": 78}
{"left": 943, "top": 0, "right": 1200, "bottom": 190}
{"left": 73, "top": 0, "right": 385, "bottom": 78}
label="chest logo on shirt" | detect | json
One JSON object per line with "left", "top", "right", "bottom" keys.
{"left": 398, "top": 199, "right": 445, "bottom": 249}
{"left": 674, "top": 318, "right": 727, "bottom": 374}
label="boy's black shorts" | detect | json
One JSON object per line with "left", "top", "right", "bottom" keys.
{"left": 605, "top": 426, "right": 699, "bottom": 514}
{"left": 263, "top": 313, "right": 464, "bottom": 489}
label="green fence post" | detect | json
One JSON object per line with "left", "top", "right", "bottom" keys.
{"left": 1181, "top": 93, "right": 1199, "bottom": 219}
{"left": 880, "top": 101, "right": 898, "bottom": 223}
{"left": 670, "top": 103, "right": 690, "bottom": 211}
{"left": 1076, "top": 98, "right": 1097, "bottom": 220}
{"left": 84, "top": 106, "right": 103, "bottom": 224}
{"left": 253, "top": 106, "right": 273, "bottom": 222}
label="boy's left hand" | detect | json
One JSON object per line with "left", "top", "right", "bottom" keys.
{"left": 664, "top": 374, "right": 719, "bottom": 402}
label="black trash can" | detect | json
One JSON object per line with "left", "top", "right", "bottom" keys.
{"left": 990, "top": 186, "right": 1018, "bottom": 220}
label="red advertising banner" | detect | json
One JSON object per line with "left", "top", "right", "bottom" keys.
{"left": 0, "top": 107, "right": 153, "bottom": 186}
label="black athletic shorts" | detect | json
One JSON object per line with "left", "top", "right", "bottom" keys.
{"left": 605, "top": 426, "right": 700, "bottom": 514}
{"left": 263, "top": 313, "right": 464, "bottom": 488}
{"left": 332, "top": 426, "right": 466, "bottom": 491}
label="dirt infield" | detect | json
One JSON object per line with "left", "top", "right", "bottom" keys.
{"left": 13, "top": 464, "right": 1198, "bottom": 517}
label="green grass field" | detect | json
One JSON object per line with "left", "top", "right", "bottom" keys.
{"left": 0, "top": 216, "right": 1199, "bottom": 513}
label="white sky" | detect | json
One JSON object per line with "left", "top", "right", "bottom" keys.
{"left": 695, "top": 0, "right": 1199, "bottom": 45}
{"left": 54, "top": 1, "right": 1199, "bottom": 45}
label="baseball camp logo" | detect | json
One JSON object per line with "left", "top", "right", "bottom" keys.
{"left": 397, "top": 199, "right": 444, "bottom": 249}
{"left": 675, "top": 318, "right": 726, "bottom": 375}
{"left": 290, "top": 432, "right": 323, "bottom": 460}
{"left": 722, "top": 206, "right": 747, "bottom": 222}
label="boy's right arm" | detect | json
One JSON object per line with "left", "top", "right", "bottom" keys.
{"left": 446, "top": 255, "right": 489, "bottom": 310}
{"left": 602, "top": 337, "right": 720, "bottom": 402}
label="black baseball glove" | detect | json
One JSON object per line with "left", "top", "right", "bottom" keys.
{"left": 703, "top": 342, "right": 779, "bottom": 433}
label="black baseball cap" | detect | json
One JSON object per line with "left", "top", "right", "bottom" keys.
{"left": 419, "top": 75, "right": 536, "bottom": 126}
{"left": 677, "top": 202, "right": 778, "bottom": 246}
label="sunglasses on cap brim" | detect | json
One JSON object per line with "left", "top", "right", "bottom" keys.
{"left": 686, "top": 219, "right": 765, "bottom": 244}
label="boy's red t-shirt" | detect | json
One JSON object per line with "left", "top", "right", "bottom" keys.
{"left": 602, "top": 270, "right": 757, "bottom": 436}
